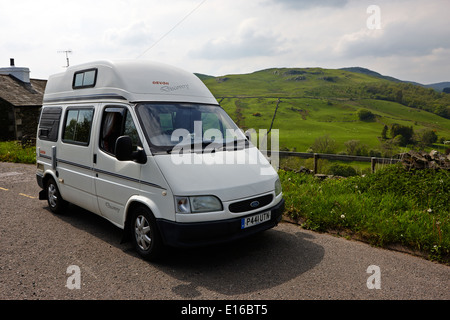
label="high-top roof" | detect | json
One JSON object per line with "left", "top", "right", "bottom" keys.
{"left": 43, "top": 60, "right": 218, "bottom": 105}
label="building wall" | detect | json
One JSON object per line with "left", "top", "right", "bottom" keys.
{"left": 0, "top": 99, "right": 16, "bottom": 141}
{"left": 0, "top": 100, "right": 41, "bottom": 141}
{"left": 15, "top": 105, "right": 41, "bottom": 139}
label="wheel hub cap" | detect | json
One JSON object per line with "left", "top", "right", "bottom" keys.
{"left": 135, "top": 215, "right": 151, "bottom": 251}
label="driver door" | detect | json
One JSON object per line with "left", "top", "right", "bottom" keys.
{"left": 94, "top": 105, "right": 143, "bottom": 227}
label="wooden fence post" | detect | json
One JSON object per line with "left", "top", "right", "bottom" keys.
{"left": 314, "top": 153, "right": 318, "bottom": 173}
{"left": 269, "top": 151, "right": 400, "bottom": 174}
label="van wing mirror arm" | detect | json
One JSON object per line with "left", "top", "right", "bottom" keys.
{"left": 115, "top": 136, "right": 147, "bottom": 164}
{"left": 132, "top": 148, "right": 147, "bottom": 164}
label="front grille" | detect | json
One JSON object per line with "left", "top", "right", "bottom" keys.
{"left": 228, "top": 194, "right": 273, "bottom": 213}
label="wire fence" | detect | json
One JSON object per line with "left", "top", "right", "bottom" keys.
{"left": 265, "top": 150, "right": 401, "bottom": 174}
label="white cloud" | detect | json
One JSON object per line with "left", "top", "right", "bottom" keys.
{"left": 371, "top": 47, "right": 450, "bottom": 84}
{"left": 335, "top": 12, "right": 450, "bottom": 58}
{"left": 0, "top": 0, "right": 448, "bottom": 83}
{"left": 190, "top": 18, "right": 286, "bottom": 60}
{"left": 103, "top": 21, "right": 155, "bottom": 51}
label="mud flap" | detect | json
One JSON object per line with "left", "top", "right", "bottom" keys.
{"left": 39, "top": 189, "right": 47, "bottom": 200}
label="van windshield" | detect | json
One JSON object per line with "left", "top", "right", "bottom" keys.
{"left": 136, "top": 103, "right": 248, "bottom": 153}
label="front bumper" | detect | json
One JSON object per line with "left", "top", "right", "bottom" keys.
{"left": 156, "top": 198, "right": 285, "bottom": 248}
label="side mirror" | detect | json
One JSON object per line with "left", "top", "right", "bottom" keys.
{"left": 115, "top": 136, "right": 146, "bottom": 163}
{"left": 115, "top": 136, "right": 133, "bottom": 161}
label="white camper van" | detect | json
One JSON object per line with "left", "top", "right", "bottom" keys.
{"left": 36, "top": 60, "right": 284, "bottom": 260}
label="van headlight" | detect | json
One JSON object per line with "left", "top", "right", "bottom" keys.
{"left": 275, "top": 178, "right": 282, "bottom": 196}
{"left": 175, "top": 196, "right": 223, "bottom": 213}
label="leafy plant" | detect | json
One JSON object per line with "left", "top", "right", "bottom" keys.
{"left": 279, "top": 165, "right": 450, "bottom": 262}
{"left": 0, "top": 141, "right": 36, "bottom": 164}
{"left": 309, "top": 135, "right": 338, "bottom": 154}
{"left": 327, "top": 164, "right": 357, "bottom": 177}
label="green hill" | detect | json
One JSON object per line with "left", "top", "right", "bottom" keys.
{"left": 199, "top": 68, "right": 450, "bottom": 156}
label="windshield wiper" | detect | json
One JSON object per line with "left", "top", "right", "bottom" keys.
{"left": 165, "top": 139, "right": 250, "bottom": 154}
{"left": 166, "top": 141, "right": 218, "bottom": 154}
{"left": 217, "top": 139, "right": 250, "bottom": 151}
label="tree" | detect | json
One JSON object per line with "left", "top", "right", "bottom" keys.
{"left": 443, "top": 87, "right": 450, "bottom": 94}
{"left": 310, "top": 135, "right": 338, "bottom": 154}
{"left": 434, "top": 105, "right": 450, "bottom": 119}
{"left": 357, "top": 109, "right": 375, "bottom": 121}
{"left": 344, "top": 140, "right": 368, "bottom": 156}
{"left": 380, "top": 139, "right": 398, "bottom": 157}
{"left": 392, "top": 134, "right": 407, "bottom": 147}
{"left": 381, "top": 125, "right": 388, "bottom": 139}
{"left": 395, "top": 89, "right": 403, "bottom": 103}
{"left": 390, "top": 124, "right": 414, "bottom": 146}
{"left": 416, "top": 129, "right": 438, "bottom": 147}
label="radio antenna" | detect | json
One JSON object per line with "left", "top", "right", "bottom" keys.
{"left": 58, "top": 50, "right": 73, "bottom": 68}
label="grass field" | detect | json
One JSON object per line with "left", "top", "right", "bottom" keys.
{"left": 201, "top": 68, "right": 450, "bottom": 155}
{"left": 219, "top": 96, "right": 450, "bottom": 154}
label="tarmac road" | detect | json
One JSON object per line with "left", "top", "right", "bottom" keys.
{"left": 1, "top": 162, "right": 449, "bottom": 302}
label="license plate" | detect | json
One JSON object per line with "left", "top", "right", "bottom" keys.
{"left": 241, "top": 211, "right": 271, "bottom": 229}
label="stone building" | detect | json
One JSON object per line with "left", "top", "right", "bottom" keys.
{"left": 0, "top": 59, "right": 46, "bottom": 141}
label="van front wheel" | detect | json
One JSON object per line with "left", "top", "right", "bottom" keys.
{"left": 46, "top": 178, "right": 66, "bottom": 214}
{"left": 130, "top": 206, "right": 163, "bottom": 261}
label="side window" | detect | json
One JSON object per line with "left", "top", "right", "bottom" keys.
{"left": 73, "top": 68, "right": 97, "bottom": 89}
{"left": 38, "top": 107, "right": 62, "bottom": 142}
{"left": 124, "top": 112, "right": 141, "bottom": 150}
{"left": 62, "top": 108, "right": 94, "bottom": 145}
{"left": 100, "top": 107, "right": 141, "bottom": 155}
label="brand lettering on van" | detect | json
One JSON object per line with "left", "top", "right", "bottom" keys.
{"left": 105, "top": 202, "right": 120, "bottom": 213}
{"left": 152, "top": 81, "right": 169, "bottom": 85}
{"left": 160, "top": 84, "right": 189, "bottom": 93}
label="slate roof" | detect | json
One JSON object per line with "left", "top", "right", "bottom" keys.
{"left": 0, "top": 74, "right": 46, "bottom": 106}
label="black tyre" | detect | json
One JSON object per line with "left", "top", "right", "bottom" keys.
{"left": 46, "top": 178, "right": 66, "bottom": 214}
{"left": 130, "top": 206, "right": 163, "bottom": 261}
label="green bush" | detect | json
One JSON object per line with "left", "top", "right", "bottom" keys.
{"left": 357, "top": 108, "right": 375, "bottom": 121}
{"left": 0, "top": 141, "right": 36, "bottom": 164}
{"left": 327, "top": 164, "right": 357, "bottom": 177}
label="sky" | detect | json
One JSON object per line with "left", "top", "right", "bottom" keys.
{"left": 1, "top": 0, "right": 449, "bottom": 84}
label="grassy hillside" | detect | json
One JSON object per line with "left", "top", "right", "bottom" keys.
{"left": 200, "top": 68, "right": 450, "bottom": 156}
